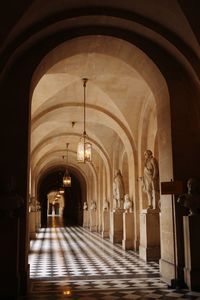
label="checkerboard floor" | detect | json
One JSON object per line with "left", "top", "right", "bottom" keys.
{"left": 21, "top": 217, "right": 200, "bottom": 299}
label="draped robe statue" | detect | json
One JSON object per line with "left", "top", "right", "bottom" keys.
{"left": 141, "top": 150, "right": 160, "bottom": 209}
{"left": 113, "top": 169, "right": 125, "bottom": 210}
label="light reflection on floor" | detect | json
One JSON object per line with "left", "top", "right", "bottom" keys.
{"left": 25, "top": 216, "right": 200, "bottom": 299}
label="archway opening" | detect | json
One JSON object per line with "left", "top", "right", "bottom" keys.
{"left": 30, "top": 34, "right": 172, "bottom": 282}
{"left": 38, "top": 168, "right": 84, "bottom": 227}
{"left": 62, "top": 172, "right": 83, "bottom": 226}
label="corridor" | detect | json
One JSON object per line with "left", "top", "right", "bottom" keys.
{"left": 22, "top": 217, "right": 200, "bottom": 299}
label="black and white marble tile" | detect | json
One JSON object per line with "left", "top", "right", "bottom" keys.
{"left": 21, "top": 218, "right": 200, "bottom": 300}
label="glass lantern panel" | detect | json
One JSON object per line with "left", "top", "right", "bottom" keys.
{"left": 85, "top": 142, "right": 92, "bottom": 162}
{"left": 63, "top": 175, "right": 71, "bottom": 187}
{"left": 77, "top": 139, "right": 85, "bottom": 162}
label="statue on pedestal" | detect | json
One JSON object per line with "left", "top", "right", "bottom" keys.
{"left": 113, "top": 169, "right": 125, "bottom": 210}
{"left": 178, "top": 178, "right": 200, "bottom": 215}
{"left": 141, "top": 150, "right": 160, "bottom": 210}
{"left": 124, "top": 194, "right": 133, "bottom": 212}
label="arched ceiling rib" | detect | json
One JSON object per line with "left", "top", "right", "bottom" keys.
{"left": 31, "top": 35, "right": 168, "bottom": 184}
{"left": 32, "top": 134, "right": 112, "bottom": 180}
{"left": 1, "top": 1, "right": 199, "bottom": 78}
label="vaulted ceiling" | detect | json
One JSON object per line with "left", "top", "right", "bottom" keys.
{"left": 30, "top": 35, "right": 158, "bottom": 180}
{"left": 1, "top": 0, "right": 199, "bottom": 188}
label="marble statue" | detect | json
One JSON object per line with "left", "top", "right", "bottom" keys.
{"left": 90, "top": 200, "right": 96, "bottom": 211}
{"left": 113, "top": 169, "right": 125, "bottom": 210}
{"left": 141, "top": 150, "right": 160, "bottom": 209}
{"left": 124, "top": 194, "right": 133, "bottom": 212}
{"left": 83, "top": 202, "right": 88, "bottom": 210}
{"left": 178, "top": 178, "right": 200, "bottom": 215}
{"left": 103, "top": 199, "right": 110, "bottom": 211}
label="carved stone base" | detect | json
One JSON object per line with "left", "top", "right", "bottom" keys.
{"left": 183, "top": 215, "right": 200, "bottom": 291}
{"left": 139, "top": 208, "right": 160, "bottom": 261}
{"left": 90, "top": 211, "right": 97, "bottom": 232}
{"left": 29, "top": 211, "right": 36, "bottom": 239}
{"left": 83, "top": 210, "right": 89, "bottom": 228}
{"left": 36, "top": 211, "right": 41, "bottom": 231}
{"left": 159, "top": 258, "right": 176, "bottom": 286}
{"left": 102, "top": 211, "right": 110, "bottom": 238}
{"left": 110, "top": 210, "right": 123, "bottom": 244}
{"left": 122, "top": 212, "right": 134, "bottom": 250}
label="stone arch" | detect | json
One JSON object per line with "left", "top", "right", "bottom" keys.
{"left": 30, "top": 35, "right": 171, "bottom": 252}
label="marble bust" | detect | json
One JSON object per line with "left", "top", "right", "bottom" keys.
{"left": 90, "top": 200, "right": 96, "bottom": 211}
{"left": 124, "top": 194, "right": 133, "bottom": 212}
{"left": 83, "top": 202, "right": 88, "bottom": 210}
{"left": 178, "top": 178, "right": 200, "bottom": 216}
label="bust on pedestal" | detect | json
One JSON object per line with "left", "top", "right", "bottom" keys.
{"left": 124, "top": 194, "right": 133, "bottom": 212}
{"left": 178, "top": 178, "right": 200, "bottom": 291}
{"left": 122, "top": 194, "right": 134, "bottom": 250}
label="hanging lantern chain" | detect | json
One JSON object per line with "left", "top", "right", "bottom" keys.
{"left": 83, "top": 78, "right": 88, "bottom": 136}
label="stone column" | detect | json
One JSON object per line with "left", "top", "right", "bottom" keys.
{"left": 110, "top": 209, "right": 123, "bottom": 244}
{"left": 102, "top": 210, "right": 110, "bottom": 238}
{"left": 183, "top": 215, "right": 200, "bottom": 290}
{"left": 139, "top": 208, "right": 160, "bottom": 261}
{"left": 122, "top": 212, "right": 134, "bottom": 250}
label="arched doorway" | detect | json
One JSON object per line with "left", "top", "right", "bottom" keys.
{"left": 30, "top": 34, "right": 172, "bottom": 280}
{"left": 37, "top": 168, "right": 86, "bottom": 227}
{"left": 62, "top": 173, "right": 82, "bottom": 226}
{"left": 1, "top": 3, "right": 199, "bottom": 297}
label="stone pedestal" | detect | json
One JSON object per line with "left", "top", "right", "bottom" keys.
{"left": 122, "top": 212, "right": 134, "bottom": 250}
{"left": 139, "top": 208, "right": 160, "bottom": 261}
{"left": 36, "top": 211, "right": 41, "bottom": 231}
{"left": 102, "top": 210, "right": 110, "bottom": 238}
{"left": 110, "top": 210, "right": 123, "bottom": 244}
{"left": 83, "top": 210, "right": 89, "bottom": 228}
{"left": 183, "top": 215, "right": 200, "bottom": 291}
{"left": 90, "top": 210, "right": 97, "bottom": 232}
{"left": 29, "top": 211, "right": 36, "bottom": 239}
